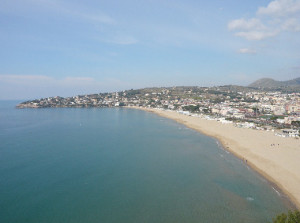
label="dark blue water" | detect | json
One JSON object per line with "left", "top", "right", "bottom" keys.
{"left": 0, "top": 101, "right": 292, "bottom": 223}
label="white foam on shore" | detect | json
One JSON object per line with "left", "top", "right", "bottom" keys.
{"left": 272, "top": 187, "right": 281, "bottom": 196}
{"left": 216, "top": 140, "right": 225, "bottom": 151}
{"left": 246, "top": 197, "right": 254, "bottom": 201}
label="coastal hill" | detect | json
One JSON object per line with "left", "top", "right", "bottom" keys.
{"left": 249, "top": 77, "right": 300, "bottom": 90}
{"left": 17, "top": 78, "right": 300, "bottom": 109}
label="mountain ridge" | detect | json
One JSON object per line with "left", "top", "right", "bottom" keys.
{"left": 249, "top": 77, "right": 300, "bottom": 88}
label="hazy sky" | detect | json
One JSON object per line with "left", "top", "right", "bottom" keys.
{"left": 0, "top": 0, "right": 300, "bottom": 99}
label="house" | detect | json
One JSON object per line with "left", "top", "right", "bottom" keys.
{"left": 282, "top": 129, "right": 299, "bottom": 137}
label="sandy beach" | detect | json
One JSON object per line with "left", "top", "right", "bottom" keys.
{"left": 132, "top": 107, "right": 300, "bottom": 209}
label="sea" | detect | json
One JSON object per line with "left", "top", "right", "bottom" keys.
{"left": 0, "top": 101, "right": 293, "bottom": 223}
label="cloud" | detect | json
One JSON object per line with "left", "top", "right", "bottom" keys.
{"left": 228, "top": 0, "right": 300, "bottom": 41}
{"left": 281, "top": 18, "right": 300, "bottom": 31}
{"left": 228, "top": 18, "right": 265, "bottom": 31}
{"left": 257, "top": 0, "right": 300, "bottom": 17}
{"left": 107, "top": 36, "right": 138, "bottom": 45}
{"left": 235, "top": 30, "right": 279, "bottom": 40}
{"left": 41, "top": 0, "right": 137, "bottom": 46}
{"left": 0, "top": 74, "right": 52, "bottom": 81}
{"left": 0, "top": 74, "right": 96, "bottom": 85}
{"left": 0, "top": 74, "right": 133, "bottom": 100}
{"left": 69, "top": 12, "right": 114, "bottom": 25}
{"left": 19, "top": 0, "right": 115, "bottom": 25}
{"left": 238, "top": 48, "right": 257, "bottom": 54}
{"left": 0, "top": 74, "right": 95, "bottom": 99}
{"left": 63, "top": 77, "right": 95, "bottom": 82}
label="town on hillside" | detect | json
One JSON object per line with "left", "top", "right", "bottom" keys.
{"left": 17, "top": 86, "right": 300, "bottom": 138}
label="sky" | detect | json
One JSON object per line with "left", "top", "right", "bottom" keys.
{"left": 0, "top": 0, "right": 300, "bottom": 100}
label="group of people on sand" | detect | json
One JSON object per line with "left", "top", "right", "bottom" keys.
{"left": 270, "top": 143, "right": 279, "bottom": 147}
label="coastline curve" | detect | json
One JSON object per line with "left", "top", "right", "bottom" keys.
{"left": 129, "top": 106, "right": 300, "bottom": 209}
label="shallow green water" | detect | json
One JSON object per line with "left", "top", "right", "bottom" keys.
{"left": 0, "top": 101, "right": 292, "bottom": 222}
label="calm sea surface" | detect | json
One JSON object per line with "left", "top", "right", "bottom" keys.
{"left": 0, "top": 101, "right": 292, "bottom": 223}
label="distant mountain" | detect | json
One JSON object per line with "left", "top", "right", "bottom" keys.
{"left": 285, "top": 77, "right": 300, "bottom": 86}
{"left": 249, "top": 77, "right": 300, "bottom": 88}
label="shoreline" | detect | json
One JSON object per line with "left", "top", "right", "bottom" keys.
{"left": 129, "top": 106, "right": 300, "bottom": 209}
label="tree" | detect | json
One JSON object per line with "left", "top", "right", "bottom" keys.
{"left": 271, "top": 210, "right": 300, "bottom": 223}
{"left": 291, "top": 121, "right": 300, "bottom": 128}
{"left": 182, "top": 105, "right": 200, "bottom": 112}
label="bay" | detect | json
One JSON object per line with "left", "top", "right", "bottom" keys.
{"left": 0, "top": 101, "right": 292, "bottom": 223}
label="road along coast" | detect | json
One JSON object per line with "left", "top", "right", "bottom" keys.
{"left": 131, "top": 107, "right": 300, "bottom": 209}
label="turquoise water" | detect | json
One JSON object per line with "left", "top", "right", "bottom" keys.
{"left": 0, "top": 101, "right": 292, "bottom": 223}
